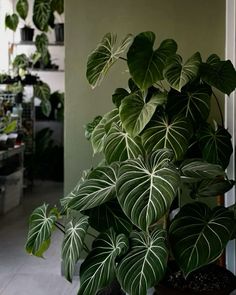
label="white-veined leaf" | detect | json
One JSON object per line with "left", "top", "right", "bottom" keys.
{"left": 62, "top": 215, "right": 89, "bottom": 282}
{"left": 164, "top": 52, "right": 202, "bottom": 92}
{"left": 117, "top": 150, "right": 180, "bottom": 231}
{"left": 86, "top": 33, "right": 133, "bottom": 88}
{"left": 197, "top": 123, "right": 233, "bottom": 169}
{"left": 91, "top": 109, "right": 120, "bottom": 154}
{"left": 117, "top": 229, "right": 168, "bottom": 295}
{"left": 141, "top": 115, "right": 192, "bottom": 161}
{"left": 120, "top": 91, "right": 167, "bottom": 137}
{"left": 16, "top": 0, "right": 29, "bottom": 20}
{"left": 33, "top": 0, "right": 51, "bottom": 31}
{"left": 34, "top": 82, "right": 51, "bottom": 101}
{"left": 5, "top": 14, "right": 19, "bottom": 31}
{"left": 78, "top": 229, "right": 128, "bottom": 295}
{"left": 169, "top": 202, "right": 234, "bottom": 276}
{"left": 112, "top": 88, "right": 129, "bottom": 108}
{"left": 67, "top": 162, "right": 119, "bottom": 211}
{"left": 127, "top": 31, "right": 177, "bottom": 90}
{"left": 104, "top": 123, "right": 143, "bottom": 164}
{"left": 25, "top": 204, "right": 58, "bottom": 257}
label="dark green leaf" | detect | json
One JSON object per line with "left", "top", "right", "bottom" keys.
{"left": 13, "top": 54, "right": 28, "bottom": 70}
{"left": 51, "top": 0, "right": 64, "bottom": 14}
{"left": 127, "top": 32, "right": 177, "bottom": 90}
{"left": 41, "top": 99, "right": 51, "bottom": 117}
{"left": 33, "top": 0, "right": 51, "bottom": 31}
{"left": 164, "top": 52, "right": 202, "bottom": 91}
{"left": 78, "top": 229, "right": 128, "bottom": 295}
{"left": 34, "top": 82, "right": 51, "bottom": 101}
{"left": 112, "top": 88, "right": 129, "bottom": 107}
{"left": 84, "top": 115, "right": 102, "bottom": 140}
{"left": 16, "top": 0, "right": 29, "bottom": 20}
{"left": 5, "top": 14, "right": 19, "bottom": 32}
{"left": 170, "top": 202, "right": 234, "bottom": 276}
{"left": 35, "top": 33, "right": 49, "bottom": 60}
{"left": 197, "top": 123, "right": 233, "bottom": 169}
{"left": 117, "top": 229, "right": 168, "bottom": 295}
{"left": 206, "top": 54, "right": 221, "bottom": 66}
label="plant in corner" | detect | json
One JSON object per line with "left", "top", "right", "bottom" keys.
{"left": 25, "top": 32, "right": 236, "bottom": 295}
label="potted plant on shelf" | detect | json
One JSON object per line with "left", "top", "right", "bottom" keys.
{"left": 5, "top": 0, "right": 34, "bottom": 42}
{"left": 25, "top": 31, "right": 236, "bottom": 295}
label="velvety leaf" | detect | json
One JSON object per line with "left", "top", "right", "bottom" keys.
{"left": 35, "top": 33, "right": 49, "bottom": 61}
{"left": 104, "top": 123, "right": 143, "bottom": 164}
{"left": 166, "top": 82, "right": 211, "bottom": 125}
{"left": 201, "top": 58, "right": 236, "bottom": 95}
{"left": 34, "top": 82, "right": 51, "bottom": 101}
{"left": 16, "top": 0, "right": 29, "bottom": 20}
{"left": 5, "top": 14, "right": 19, "bottom": 32}
{"left": 67, "top": 163, "right": 119, "bottom": 211}
{"left": 112, "top": 88, "right": 129, "bottom": 107}
{"left": 120, "top": 91, "right": 167, "bottom": 137}
{"left": 127, "top": 31, "right": 177, "bottom": 90}
{"left": 197, "top": 123, "right": 233, "bottom": 169}
{"left": 87, "top": 200, "right": 133, "bottom": 234}
{"left": 13, "top": 54, "right": 28, "bottom": 70}
{"left": 33, "top": 0, "right": 51, "bottom": 31}
{"left": 206, "top": 54, "right": 221, "bottom": 66}
{"left": 169, "top": 202, "right": 234, "bottom": 276}
{"left": 117, "top": 150, "right": 180, "bottom": 231}
{"left": 87, "top": 33, "right": 133, "bottom": 88}
{"left": 84, "top": 115, "right": 102, "bottom": 140}
{"left": 91, "top": 109, "right": 119, "bottom": 154}
{"left": 62, "top": 215, "right": 89, "bottom": 282}
{"left": 164, "top": 52, "right": 202, "bottom": 91}
{"left": 78, "top": 229, "right": 128, "bottom": 295}
{"left": 141, "top": 115, "right": 192, "bottom": 161}
{"left": 117, "top": 229, "right": 168, "bottom": 295}
{"left": 25, "top": 204, "right": 58, "bottom": 257}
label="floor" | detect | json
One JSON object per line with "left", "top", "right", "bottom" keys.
{"left": 0, "top": 181, "right": 78, "bottom": 295}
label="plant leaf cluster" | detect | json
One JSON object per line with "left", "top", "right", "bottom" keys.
{"left": 25, "top": 31, "right": 236, "bottom": 295}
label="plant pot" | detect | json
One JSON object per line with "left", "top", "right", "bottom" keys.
{"left": 54, "top": 23, "right": 64, "bottom": 43}
{"left": 20, "top": 27, "right": 34, "bottom": 42}
{"left": 154, "top": 264, "right": 236, "bottom": 295}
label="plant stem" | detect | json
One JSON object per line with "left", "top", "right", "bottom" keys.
{"left": 83, "top": 243, "right": 90, "bottom": 253}
{"left": 119, "top": 56, "right": 127, "bottom": 61}
{"left": 212, "top": 91, "right": 224, "bottom": 127}
{"left": 55, "top": 222, "right": 65, "bottom": 234}
{"left": 87, "top": 232, "right": 97, "bottom": 239}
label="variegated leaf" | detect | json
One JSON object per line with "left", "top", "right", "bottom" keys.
{"left": 86, "top": 33, "right": 133, "bottom": 88}
{"left": 62, "top": 215, "right": 89, "bottom": 282}
{"left": 127, "top": 31, "right": 177, "bottom": 90}
{"left": 104, "top": 123, "right": 143, "bottom": 164}
{"left": 120, "top": 91, "right": 167, "bottom": 137}
{"left": 33, "top": 0, "right": 51, "bottom": 31}
{"left": 169, "top": 202, "right": 235, "bottom": 276}
{"left": 117, "top": 229, "right": 168, "bottom": 295}
{"left": 91, "top": 109, "right": 120, "bottom": 154}
{"left": 78, "top": 229, "right": 128, "bottom": 295}
{"left": 25, "top": 204, "right": 58, "bottom": 257}
{"left": 117, "top": 150, "right": 180, "bottom": 231}
{"left": 141, "top": 115, "right": 191, "bottom": 161}
{"left": 67, "top": 163, "right": 119, "bottom": 211}
{"left": 164, "top": 52, "right": 202, "bottom": 92}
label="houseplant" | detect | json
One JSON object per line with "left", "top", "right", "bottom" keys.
{"left": 5, "top": 0, "right": 34, "bottom": 42}
{"left": 25, "top": 31, "right": 236, "bottom": 295}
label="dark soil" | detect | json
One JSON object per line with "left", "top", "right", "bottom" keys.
{"left": 156, "top": 263, "right": 236, "bottom": 294}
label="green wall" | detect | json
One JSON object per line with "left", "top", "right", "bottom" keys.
{"left": 65, "top": 0, "right": 225, "bottom": 194}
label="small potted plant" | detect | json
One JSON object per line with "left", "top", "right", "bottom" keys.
{"left": 25, "top": 32, "right": 236, "bottom": 295}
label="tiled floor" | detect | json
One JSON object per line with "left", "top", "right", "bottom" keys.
{"left": 0, "top": 181, "right": 78, "bottom": 295}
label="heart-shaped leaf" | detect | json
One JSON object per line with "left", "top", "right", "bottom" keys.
{"left": 34, "top": 82, "right": 51, "bottom": 101}
{"left": 78, "top": 229, "right": 128, "bottom": 295}
{"left": 91, "top": 109, "right": 120, "bottom": 154}
{"left": 120, "top": 91, "right": 167, "bottom": 137}
{"left": 41, "top": 99, "right": 51, "bottom": 117}
{"left": 117, "top": 229, "right": 168, "bottom": 295}
{"left": 127, "top": 32, "right": 177, "bottom": 90}
{"left": 33, "top": 0, "right": 51, "bottom": 31}
{"left": 87, "top": 33, "right": 133, "bottom": 88}
{"left": 104, "top": 123, "right": 143, "bottom": 164}
{"left": 35, "top": 33, "right": 49, "bottom": 57}
{"left": 16, "top": 0, "right": 29, "bottom": 20}
{"left": 117, "top": 150, "right": 180, "bottom": 231}
{"left": 164, "top": 52, "right": 202, "bottom": 92}
{"left": 62, "top": 215, "right": 89, "bottom": 282}
{"left": 87, "top": 200, "right": 133, "bottom": 235}
{"left": 201, "top": 57, "right": 236, "bottom": 95}
{"left": 166, "top": 82, "right": 211, "bottom": 125}
{"left": 68, "top": 163, "right": 119, "bottom": 211}
{"left": 169, "top": 202, "right": 234, "bottom": 276}
{"left": 25, "top": 204, "right": 58, "bottom": 257}
{"left": 5, "top": 14, "right": 19, "bottom": 31}
{"left": 112, "top": 88, "right": 129, "bottom": 107}
{"left": 141, "top": 115, "right": 192, "bottom": 161}
{"left": 197, "top": 123, "right": 233, "bottom": 169}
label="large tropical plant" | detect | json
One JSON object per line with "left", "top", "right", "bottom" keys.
{"left": 25, "top": 31, "right": 236, "bottom": 295}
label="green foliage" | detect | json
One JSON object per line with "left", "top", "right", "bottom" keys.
{"left": 16, "top": 0, "right": 29, "bottom": 20}
{"left": 35, "top": 33, "right": 49, "bottom": 65}
{"left": 5, "top": 14, "right": 19, "bottom": 31}
{"left": 51, "top": 0, "right": 64, "bottom": 15}
{"left": 26, "top": 31, "right": 236, "bottom": 294}
{"left": 33, "top": 0, "right": 51, "bottom": 31}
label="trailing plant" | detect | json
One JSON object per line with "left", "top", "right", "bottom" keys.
{"left": 25, "top": 31, "right": 236, "bottom": 295}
